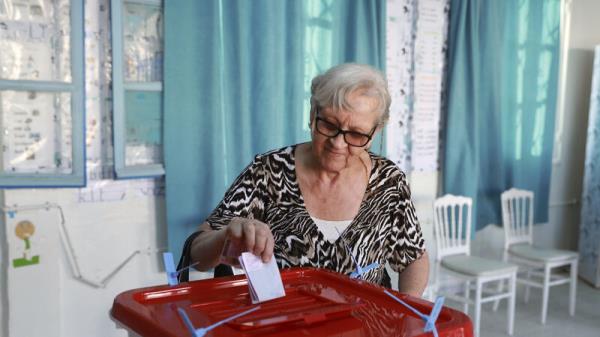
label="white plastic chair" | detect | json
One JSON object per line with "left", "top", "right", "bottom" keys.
{"left": 433, "top": 195, "right": 517, "bottom": 337}
{"left": 499, "top": 188, "right": 578, "bottom": 324}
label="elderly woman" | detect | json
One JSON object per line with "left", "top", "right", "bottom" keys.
{"left": 181, "top": 63, "right": 429, "bottom": 296}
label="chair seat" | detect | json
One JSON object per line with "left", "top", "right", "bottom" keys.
{"left": 508, "top": 244, "right": 578, "bottom": 262}
{"left": 441, "top": 255, "right": 518, "bottom": 277}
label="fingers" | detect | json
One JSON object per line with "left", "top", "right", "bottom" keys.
{"left": 226, "top": 218, "right": 244, "bottom": 241}
{"left": 262, "top": 234, "right": 274, "bottom": 263}
{"left": 242, "top": 221, "right": 256, "bottom": 253}
{"left": 226, "top": 218, "right": 274, "bottom": 262}
{"left": 254, "top": 226, "right": 267, "bottom": 256}
{"left": 254, "top": 222, "right": 274, "bottom": 262}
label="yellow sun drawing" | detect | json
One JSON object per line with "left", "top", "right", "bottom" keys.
{"left": 15, "top": 220, "right": 35, "bottom": 240}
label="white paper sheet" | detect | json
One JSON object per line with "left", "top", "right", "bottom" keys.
{"left": 239, "top": 252, "right": 285, "bottom": 304}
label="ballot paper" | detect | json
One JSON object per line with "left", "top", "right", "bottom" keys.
{"left": 238, "top": 252, "right": 286, "bottom": 303}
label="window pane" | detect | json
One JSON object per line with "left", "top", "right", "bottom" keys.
{"left": 1, "top": 90, "right": 72, "bottom": 174}
{"left": 124, "top": 90, "right": 162, "bottom": 166}
{"left": 0, "top": 0, "right": 72, "bottom": 82}
{"left": 123, "top": 2, "right": 163, "bottom": 82}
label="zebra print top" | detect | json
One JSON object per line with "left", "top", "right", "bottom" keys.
{"left": 202, "top": 145, "right": 425, "bottom": 287}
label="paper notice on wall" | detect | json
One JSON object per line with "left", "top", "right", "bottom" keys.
{"left": 386, "top": 0, "right": 416, "bottom": 172}
{"left": 1, "top": 91, "right": 73, "bottom": 174}
{"left": 410, "top": 0, "right": 448, "bottom": 172}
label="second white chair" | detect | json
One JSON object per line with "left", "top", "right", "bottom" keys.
{"left": 499, "top": 188, "right": 578, "bottom": 324}
{"left": 433, "top": 194, "right": 517, "bottom": 337}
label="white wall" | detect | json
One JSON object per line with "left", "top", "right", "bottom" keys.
{"left": 1, "top": 187, "right": 168, "bottom": 337}
{"left": 546, "top": 0, "right": 600, "bottom": 250}
{"left": 0, "top": 184, "right": 215, "bottom": 337}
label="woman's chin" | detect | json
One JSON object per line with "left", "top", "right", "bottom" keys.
{"left": 320, "top": 156, "right": 348, "bottom": 172}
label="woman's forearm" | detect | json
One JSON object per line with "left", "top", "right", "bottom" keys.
{"left": 398, "top": 251, "right": 430, "bottom": 297}
{"left": 190, "top": 223, "right": 227, "bottom": 271}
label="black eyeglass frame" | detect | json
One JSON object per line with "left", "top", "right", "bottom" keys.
{"left": 313, "top": 107, "right": 378, "bottom": 147}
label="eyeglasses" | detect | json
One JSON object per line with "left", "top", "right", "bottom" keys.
{"left": 314, "top": 110, "right": 377, "bottom": 147}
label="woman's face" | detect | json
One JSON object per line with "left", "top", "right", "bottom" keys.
{"left": 310, "top": 90, "right": 380, "bottom": 173}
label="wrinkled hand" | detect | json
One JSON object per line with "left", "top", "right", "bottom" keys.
{"left": 221, "top": 217, "right": 274, "bottom": 263}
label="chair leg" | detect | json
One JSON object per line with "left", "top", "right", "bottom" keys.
{"left": 541, "top": 265, "right": 551, "bottom": 324}
{"left": 492, "top": 279, "right": 503, "bottom": 311}
{"left": 569, "top": 259, "right": 578, "bottom": 316}
{"left": 463, "top": 280, "right": 470, "bottom": 314}
{"left": 524, "top": 268, "right": 532, "bottom": 303}
{"left": 494, "top": 250, "right": 509, "bottom": 311}
{"left": 474, "top": 281, "right": 482, "bottom": 337}
{"left": 433, "top": 262, "right": 441, "bottom": 301}
{"left": 507, "top": 273, "right": 516, "bottom": 336}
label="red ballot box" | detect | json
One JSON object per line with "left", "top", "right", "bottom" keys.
{"left": 111, "top": 268, "right": 473, "bottom": 337}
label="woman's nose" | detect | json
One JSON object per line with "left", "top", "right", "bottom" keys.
{"left": 330, "top": 132, "right": 347, "bottom": 148}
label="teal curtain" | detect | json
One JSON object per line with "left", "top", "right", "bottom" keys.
{"left": 164, "top": 1, "right": 386, "bottom": 255}
{"left": 443, "top": 0, "right": 560, "bottom": 230}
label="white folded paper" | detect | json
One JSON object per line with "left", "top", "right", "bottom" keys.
{"left": 238, "top": 252, "right": 286, "bottom": 303}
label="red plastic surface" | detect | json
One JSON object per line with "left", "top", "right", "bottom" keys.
{"left": 111, "top": 268, "right": 473, "bottom": 337}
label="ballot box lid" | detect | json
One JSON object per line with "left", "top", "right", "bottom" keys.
{"left": 111, "top": 267, "right": 472, "bottom": 337}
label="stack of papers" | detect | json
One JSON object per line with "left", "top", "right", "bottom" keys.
{"left": 238, "top": 252, "right": 286, "bottom": 303}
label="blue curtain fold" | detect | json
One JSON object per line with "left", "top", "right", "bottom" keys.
{"left": 443, "top": 0, "right": 560, "bottom": 230}
{"left": 164, "top": 1, "right": 386, "bottom": 255}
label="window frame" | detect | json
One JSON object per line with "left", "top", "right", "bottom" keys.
{"left": 0, "top": 0, "right": 86, "bottom": 188}
{"left": 111, "top": 0, "right": 165, "bottom": 179}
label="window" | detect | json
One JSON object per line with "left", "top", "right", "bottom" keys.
{"left": 111, "top": 0, "right": 164, "bottom": 178}
{"left": 0, "top": 0, "right": 85, "bottom": 187}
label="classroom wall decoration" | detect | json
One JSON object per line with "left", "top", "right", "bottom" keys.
{"left": 12, "top": 219, "right": 40, "bottom": 267}
{"left": 386, "top": 0, "right": 415, "bottom": 172}
{"left": 579, "top": 45, "right": 600, "bottom": 288}
{"left": 84, "top": 0, "right": 115, "bottom": 181}
{"left": 385, "top": 0, "right": 448, "bottom": 173}
{"left": 5, "top": 206, "right": 61, "bottom": 337}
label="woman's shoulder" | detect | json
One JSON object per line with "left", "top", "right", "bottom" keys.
{"left": 368, "top": 152, "right": 407, "bottom": 181}
{"left": 248, "top": 144, "right": 298, "bottom": 172}
{"left": 254, "top": 145, "right": 295, "bottom": 161}
{"left": 256, "top": 144, "right": 295, "bottom": 158}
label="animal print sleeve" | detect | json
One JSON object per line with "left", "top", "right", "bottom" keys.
{"left": 204, "top": 155, "right": 268, "bottom": 231}
{"left": 388, "top": 171, "right": 425, "bottom": 273}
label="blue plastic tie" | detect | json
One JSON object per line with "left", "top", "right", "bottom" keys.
{"left": 8, "top": 211, "right": 15, "bottom": 218}
{"left": 163, "top": 252, "right": 199, "bottom": 286}
{"left": 384, "top": 289, "right": 445, "bottom": 337}
{"left": 335, "top": 227, "right": 379, "bottom": 279}
{"left": 349, "top": 262, "right": 379, "bottom": 278}
{"left": 424, "top": 297, "right": 444, "bottom": 335}
{"left": 177, "top": 306, "right": 260, "bottom": 337}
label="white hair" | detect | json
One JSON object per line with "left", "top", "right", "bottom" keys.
{"left": 310, "top": 63, "right": 391, "bottom": 125}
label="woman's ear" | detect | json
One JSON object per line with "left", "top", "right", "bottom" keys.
{"left": 308, "top": 108, "right": 316, "bottom": 129}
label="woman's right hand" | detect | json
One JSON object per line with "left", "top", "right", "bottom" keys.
{"left": 221, "top": 217, "right": 275, "bottom": 263}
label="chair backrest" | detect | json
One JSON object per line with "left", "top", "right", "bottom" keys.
{"left": 500, "top": 188, "right": 534, "bottom": 249}
{"left": 433, "top": 194, "right": 473, "bottom": 261}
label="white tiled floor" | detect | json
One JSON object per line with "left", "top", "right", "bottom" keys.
{"left": 444, "top": 279, "right": 600, "bottom": 337}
